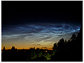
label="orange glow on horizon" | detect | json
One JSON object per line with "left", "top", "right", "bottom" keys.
{"left": 1, "top": 47, "right": 53, "bottom": 50}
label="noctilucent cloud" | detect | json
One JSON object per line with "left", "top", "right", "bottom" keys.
{"left": 2, "top": 22, "right": 81, "bottom": 49}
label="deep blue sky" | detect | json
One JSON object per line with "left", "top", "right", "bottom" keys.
{"left": 2, "top": 1, "right": 82, "bottom": 49}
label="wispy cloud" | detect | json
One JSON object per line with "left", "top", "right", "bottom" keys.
{"left": 41, "top": 47, "right": 47, "bottom": 48}
{"left": 2, "top": 23, "right": 81, "bottom": 43}
{"left": 37, "top": 44, "right": 41, "bottom": 45}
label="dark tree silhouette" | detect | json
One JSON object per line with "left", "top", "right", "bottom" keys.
{"left": 52, "top": 43, "right": 58, "bottom": 50}
{"left": 70, "top": 34, "right": 76, "bottom": 40}
{"left": 11, "top": 46, "right": 15, "bottom": 50}
{"left": 51, "top": 28, "right": 82, "bottom": 61}
{"left": 52, "top": 43, "right": 58, "bottom": 55}
{"left": 58, "top": 38, "right": 65, "bottom": 51}
{"left": 3, "top": 46, "right": 5, "bottom": 50}
{"left": 3, "top": 46, "right": 5, "bottom": 52}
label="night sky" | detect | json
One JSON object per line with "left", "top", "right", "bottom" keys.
{"left": 2, "top": 1, "right": 82, "bottom": 49}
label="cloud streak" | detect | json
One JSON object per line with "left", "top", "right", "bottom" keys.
{"left": 2, "top": 23, "right": 81, "bottom": 45}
